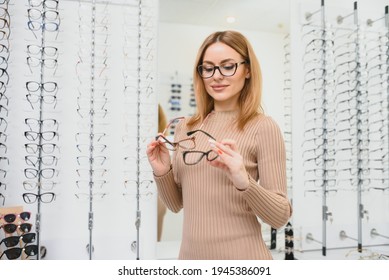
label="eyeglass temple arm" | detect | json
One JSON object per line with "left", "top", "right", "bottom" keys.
{"left": 187, "top": 129, "right": 216, "bottom": 140}
{"left": 155, "top": 134, "right": 174, "bottom": 145}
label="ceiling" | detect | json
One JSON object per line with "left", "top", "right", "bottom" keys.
{"left": 158, "top": 0, "right": 291, "bottom": 34}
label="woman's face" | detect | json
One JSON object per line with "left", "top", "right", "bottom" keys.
{"left": 201, "top": 42, "right": 249, "bottom": 111}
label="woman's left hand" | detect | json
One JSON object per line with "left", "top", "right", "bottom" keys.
{"left": 208, "top": 139, "right": 249, "bottom": 190}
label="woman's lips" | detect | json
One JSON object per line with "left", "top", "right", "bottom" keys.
{"left": 211, "top": 85, "right": 228, "bottom": 91}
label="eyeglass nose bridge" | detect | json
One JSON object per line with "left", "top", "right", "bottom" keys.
{"left": 212, "top": 66, "right": 224, "bottom": 78}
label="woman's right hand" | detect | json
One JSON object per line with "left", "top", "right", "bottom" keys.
{"left": 146, "top": 138, "right": 171, "bottom": 176}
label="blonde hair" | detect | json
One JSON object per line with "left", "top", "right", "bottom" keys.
{"left": 158, "top": 104, "right": 168, "bottom": 134}
{"left": 187, "top": 30, "right": 263, "bottom": 130}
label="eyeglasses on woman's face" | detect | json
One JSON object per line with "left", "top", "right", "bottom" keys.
{"left": 197, "top": 60, "right": 247, "bottom": 79}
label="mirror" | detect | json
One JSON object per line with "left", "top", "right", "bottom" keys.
{"left": 156, "top": 0, "right": 291, "bottom": 258}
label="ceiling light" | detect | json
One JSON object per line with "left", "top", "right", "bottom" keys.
{"left": 226, "top": 16, "right": 236, "bottom": 24}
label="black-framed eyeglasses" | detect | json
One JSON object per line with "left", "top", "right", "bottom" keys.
{"left": 0, "top": 104, "right": 8, "bottom": 117}
{"left": 183, "top": 149, "right": 219, "bottom": 165}
{"left": 26, "top": 81, "right": 58, "bottom": 93}
{"left": 0, "top": 91, "right": 9, "bottom": 106}
{"left": 25, "top": 118, "right": 58, "bottom": 131}
{"left": 22, "top": 192, "right": 56, "bottom": 204}
{"left": 24, "top": 168, "right": 58, "bottom": 179}
{"left": 0, "top": 30, "right": 9, "bottom": 42}
{"left": 0, "top": 117, "right": 8, "bottom": 131}
{"left": 0, "top": 244, "right": 38, "bottom": 260}
{"left": 0, "top": 18, "right": 9, "bottom": 29}
{"left": 24, "top": 131, "right": 58, "bottom": 141}
{"left": 0, "top": 68, "right": 9, "bottom": 84}
{"left": 182, "top": 129, "right": 219, "bottom": 165}
{"left": 25, "top": 143, "right": 59, "bottom": 154}
{"left": 197, "top": 60, "right": 247, "bottom": 79}
{"left": 0, "top": 192, "right": 4, "bottom": 205}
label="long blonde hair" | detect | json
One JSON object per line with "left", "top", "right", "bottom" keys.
{"left": 187, "top": 30, "right": 263, "bottom": 130}
{"left": 158, "top": 104, "right": 167, "bottom": 134}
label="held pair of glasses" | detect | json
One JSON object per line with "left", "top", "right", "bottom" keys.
{"left": 155, "top": 117, "right": 218, "bottom": 165}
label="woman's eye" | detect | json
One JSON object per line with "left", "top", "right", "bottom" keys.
{"left": 203, "top": 66, "right": 214, "bottom": 72}
{"left": 221, "top": 64, "right": 235, "bottom": 70}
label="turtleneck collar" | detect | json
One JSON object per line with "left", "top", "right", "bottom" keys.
{"left": 209, "top": 110, "right": 239, "bottom": 120}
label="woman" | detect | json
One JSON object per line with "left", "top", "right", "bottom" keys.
{"left": 147, "top": 30, "right": 292, "bottom": 259}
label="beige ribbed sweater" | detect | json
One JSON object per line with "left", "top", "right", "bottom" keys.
{"left": 155, "top": 111, "right": 292, "bottom": 260}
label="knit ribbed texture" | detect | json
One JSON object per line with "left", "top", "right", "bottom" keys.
{"left": 154, "top": 111, "right": 292, "bottom": 259}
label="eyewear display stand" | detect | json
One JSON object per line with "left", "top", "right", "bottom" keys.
{"left": 303, "top": 0, "right": 333, "bottom": 256}
{"left": 75, "top": 0, "right": 109, "bottom": 260}
{"left": 283, "top": 32, "right": 295, "bottom": 258}
{"left": 301, "top": 0, "right": 389, "bottom": 256}
{"left": 134, "top": 0, "right": 145, "bottom": 261}
{"left": 24, "top": 0, "right": 61, "bottom": 260}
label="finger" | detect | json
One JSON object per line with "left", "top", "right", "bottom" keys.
{"left": 210, "top": 140, "right": 235, "bottom": 157}
{"left": 220, "top": 139, "right": 238, "bottom": 152}
{"left": 207, "top": 157, "right": 228, "bottom": 170}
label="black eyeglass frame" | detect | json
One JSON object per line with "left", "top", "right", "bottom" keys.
{"left": 197, "top": 60, "right": 247, "bottom": 79}
{"left": 182, "top": 129, "right": 219, "bottom": 165}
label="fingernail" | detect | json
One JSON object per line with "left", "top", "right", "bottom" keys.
{"left": 217, "top": 149, "right": 223, "bottom": 155}
{"left": 208, "top": 139, "right": 216, "bottom": 147}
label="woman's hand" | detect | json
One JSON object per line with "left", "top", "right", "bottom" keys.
{"left": 146, "top": 136, "right": 171, "bottom": 176}
{"left": 208, "top": 139, "right": 249, "bottom": 190}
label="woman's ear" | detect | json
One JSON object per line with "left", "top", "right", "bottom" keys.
{"left": 245, "top": 73, "right": 250, "bottom": 79}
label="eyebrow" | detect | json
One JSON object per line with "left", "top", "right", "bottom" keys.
{"left": 202, "top": 58, "right": 236, "bottom": 65}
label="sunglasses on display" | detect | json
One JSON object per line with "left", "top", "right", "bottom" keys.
{"left": 0, "top": 244, "right": 38, "bottom": 260}
{"left": 0, "top": 233, "right": 36, "bottom": 248}
{"left": 0, "top": 212, "right": 31, "bottom": 223}
{"left": 0, "top": 222, "right": 32, "bottom": 234}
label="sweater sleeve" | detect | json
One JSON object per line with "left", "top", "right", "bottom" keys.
{"left": 153, "top": 119, "right": 185, "bottom": 213}
{"left": 154, "top": 167, "right": 183, "bottom": 213}
{"left": 241, "top": 116, "right": 292, "bottom": 229}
